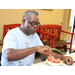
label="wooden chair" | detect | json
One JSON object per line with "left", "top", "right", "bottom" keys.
{"left": 3, "top": 24, "right": 21, "bottom": 39}
{"left": 36, "top": 24, "right": 75, "bottom": 53}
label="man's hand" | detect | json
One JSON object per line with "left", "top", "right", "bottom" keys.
{"left": 36, "top": 46, "right": 73, "bottom": 65}
{"left": 37, "top": 46, "right": 52, "bottom": 58}
{"left": 63, "top": 56, "right": 73, "bottom": 65}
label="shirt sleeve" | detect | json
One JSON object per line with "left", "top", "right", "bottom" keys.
{"left": 35, "top": 33, "right": 44, "bottom": 46}
{"left": 3, "top": 33, "right": 17, "bottom": 50}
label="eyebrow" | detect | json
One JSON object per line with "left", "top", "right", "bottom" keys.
{"left": 31, "top": 20, "right": 39, "bottom": 23}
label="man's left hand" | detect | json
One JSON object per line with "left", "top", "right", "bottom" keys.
{"left": 63, "top": 56, "right": 73, "bottom": 65}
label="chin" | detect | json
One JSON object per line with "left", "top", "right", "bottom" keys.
{"left": 31, "top": 32, "right": 35, "bottom": 34}
{"left": 30, "top": 31, "right": 36, "bottom": 34}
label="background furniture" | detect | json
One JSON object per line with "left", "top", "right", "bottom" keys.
{"left": 36, "top": 24, "right": 75, "bottom": 53}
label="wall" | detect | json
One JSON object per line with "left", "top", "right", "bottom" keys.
{"left": 0, "top": 9, "right": 71, "bottom": 40}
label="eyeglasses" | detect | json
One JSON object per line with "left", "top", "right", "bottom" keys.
{"left": 26, "top": 19, "right": 41, "bottom": 27}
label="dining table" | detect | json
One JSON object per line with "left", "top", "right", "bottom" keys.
{"left": 31, "top": 53, "right": 75, "bottom": 66}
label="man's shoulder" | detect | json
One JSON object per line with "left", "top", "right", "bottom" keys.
{"left": 7, "top": 27, "right": 19, "bottom": 35}
{"left": 4, "top": 27, "right": 20, "bottom": 38}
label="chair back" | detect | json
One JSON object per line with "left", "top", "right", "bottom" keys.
{"left": 3, "top": 24, "right": 21, "bottom": 39}
{"left": 37, "top": 24, "right": 62, "bottom": 40}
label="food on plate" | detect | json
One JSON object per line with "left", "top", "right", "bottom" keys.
{"left": 46, "top": 56, "right": 63, "bottom": 66}
{"left": 47, "top": 56, "right": 61, "bottom": 63}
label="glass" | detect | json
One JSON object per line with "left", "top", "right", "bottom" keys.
{"left": 26, "top": 19, "right": 41, "bottom": 27}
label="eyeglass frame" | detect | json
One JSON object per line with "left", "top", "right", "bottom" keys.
{"left": 25, "top": 19, "right": 41, "bottom": 27}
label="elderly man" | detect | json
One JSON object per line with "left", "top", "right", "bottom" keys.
{"left": 1, "top": 10, "right": 73, "bottom": 66}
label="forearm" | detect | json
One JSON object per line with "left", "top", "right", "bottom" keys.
{"left": 51, "top": 52, "right": 65, "bottom": 60}
{"left": 41, "top": 52, "right": 65, "bottom": 60}
{"left": 5, "top": 46, "right": 38, "bottom": 61}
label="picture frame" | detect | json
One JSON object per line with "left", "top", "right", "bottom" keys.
{"left": 42, "top": 9, "right": 53, "bottom": 11}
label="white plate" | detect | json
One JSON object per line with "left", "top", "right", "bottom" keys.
{"left": 46, "top": 59, "right": 63, "bottom": 66}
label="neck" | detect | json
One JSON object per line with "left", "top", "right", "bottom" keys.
{"left": 19, "top": 26, "right": 30, "bottom": 36}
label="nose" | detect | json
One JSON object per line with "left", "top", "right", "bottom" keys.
{"left": 33, "top": 24, "right": 38, "bottom": 27}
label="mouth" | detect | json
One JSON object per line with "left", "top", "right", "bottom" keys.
{"left": 31, "top": 28, "right": 37, "bottom": 32}
{"left": 32, "top": 29, "right": 36, "bottom": 31}
{"left": 31, "top": 28, "right": 37, "bottom": 31}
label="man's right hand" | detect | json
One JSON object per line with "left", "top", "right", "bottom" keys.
{"left": 36, "top": 46, "right": 52, "bottom": 57}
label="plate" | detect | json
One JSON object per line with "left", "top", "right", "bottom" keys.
{"left": 46, "top": 59, "right": 63, "bottom": 66}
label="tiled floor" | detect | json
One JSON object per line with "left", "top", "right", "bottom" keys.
{"left": 34, "top": 52, "right": 42, "bottom": 64}
{"left": 34, "top": 57, "right": 41, "bottom": 64}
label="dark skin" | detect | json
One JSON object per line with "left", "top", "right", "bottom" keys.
{"left": 5, "top": 14, "right": 73, "bottom": 65}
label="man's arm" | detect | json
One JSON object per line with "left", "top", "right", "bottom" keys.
{"left": 5, "top": 47, "right": 38, "bottom": 61}
{"left": 5, "top": 46, "right": 49, "bottom": 61}
{"left": 51, "top": 52, "right": 73, "bottom": 65}
{"left": 39, "top": 47, "right": 73, "bottom": 65}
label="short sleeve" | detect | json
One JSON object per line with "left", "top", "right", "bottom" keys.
{"left": 3, "top": 33, "right": 17, "bottom": 50}
{"left": 35, "top": 33, "right": 44, "bottom": 46}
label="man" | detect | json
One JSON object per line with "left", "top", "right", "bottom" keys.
{"left": 1, "top": 10, "right": 73, "bottom": 66}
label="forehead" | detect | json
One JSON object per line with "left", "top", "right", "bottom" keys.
{"left": 27, "top": 14, "right": 39, "bottom": 22}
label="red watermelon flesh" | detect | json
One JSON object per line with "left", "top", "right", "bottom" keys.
{"left": 47, "top": 56, "right": 61, "bottom": 63}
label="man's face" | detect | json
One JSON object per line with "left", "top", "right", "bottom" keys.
{"left": 24, "top": 14, "right": 40, "bottom": 35}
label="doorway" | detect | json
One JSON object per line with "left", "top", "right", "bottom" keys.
{"left": 70, "top": 9, "right": 75, "bottom": 49}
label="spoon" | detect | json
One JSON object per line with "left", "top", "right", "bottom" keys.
{"left": 50, "top": 54, "right": 54, "bottom": 59}
{"left": 48, "top": 47, "right": 54, "bottom": 59}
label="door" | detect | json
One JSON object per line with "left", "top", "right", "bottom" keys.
{"left": 69, "top": 9, "right": 75, "bottom": 49}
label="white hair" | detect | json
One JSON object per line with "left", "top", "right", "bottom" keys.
{"left": 23, "top": 10, "right": 39, "bottom": 19}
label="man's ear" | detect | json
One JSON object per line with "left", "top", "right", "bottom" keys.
{"left": 22, "top": 19, "right": 26, "bottom": 25}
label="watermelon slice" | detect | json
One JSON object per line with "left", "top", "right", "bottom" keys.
{"left": 47, "top": 56, "right": 61, "bottom": 63}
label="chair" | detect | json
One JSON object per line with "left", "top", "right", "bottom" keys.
{"left": 36, "top": 24, "right": 75, "bottom": 53}
{"left": 3, "top": 24, "right": 21, "bottom": 39}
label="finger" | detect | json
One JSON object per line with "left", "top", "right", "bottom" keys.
{"left": 44, "top": 47, "right": 51, "bottom": 55}
{"left": 67, "top": 59, "right": 71, "bottom": 65}
{"left": 49, "top": 48, "right": 52, "bottom": 53}
{"left": 68, "top": 57, "right": 73, "bottom": 65}
{"left": 38, "top": 46, "right": 49, "bottom": 52}
{"left": 39, "top": 46, "right": 52, "bottom": 55}
{"left": 70, "top": 58, "right": 73, "bottom": 65}
{"left": 67, "top": 58, "right": 73, "bottom": 65}
{"left": 44, "top": 45, "right": 49, "bottom": 48}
